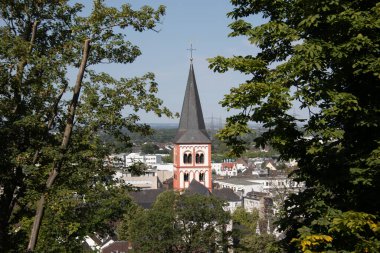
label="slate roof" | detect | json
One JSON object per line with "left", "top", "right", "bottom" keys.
{"left": 128, "top": 189, "right": 165, "bottom": 209}
{"left": 174, "top": 63, "right": 211, "bottom": 144}
{"left": 184, "top": 179, "right": 211, "bottom": 196}
{"left": 213, "top": 188, "right": 241, "bottom": 202}
{"left": 214, "top": 177, "right": 261, "bottom": 186}
{"left": 245, "top": 190, "right": 269, "bottom": 199}
{"left": 129, "top": 182, "right": 242, "bottom": 208}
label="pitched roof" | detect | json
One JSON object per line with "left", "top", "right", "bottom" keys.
{"left": 129, "top": 189, "right": 165, "bottom": 209}
{"left": 174, "top": 63, "right": 211, "bottom": 144}
{"left": 213, "top": 188, "right": 241, "bottom": 202}
{"left": 102, "top": 241, "right": 130, "bottom": 253}
{"left": 184, "top": 179, "right": 211, "bottom": 196}
{"left": 222, "top": 162, "right": 236, "bottom": 169}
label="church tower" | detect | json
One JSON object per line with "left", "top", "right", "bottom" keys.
{"left": 173, "top": 60, "right": 212, "bottom": 191}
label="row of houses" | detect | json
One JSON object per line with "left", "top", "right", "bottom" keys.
{"left": 108, "top": 152, "right": 302, "bottom": 225}
{"left": 106, "top": 153, "right": 166, "bottom": 167}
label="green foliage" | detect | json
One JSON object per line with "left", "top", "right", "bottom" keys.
{"left": 232, "top": 207, "right": 281, "bottom": 253}
{"left": 292, "top": 210, "right": 380, "bottom": 252}
{"left": 128, "top": 191, "right": 231, "bottom": 253}
{"left": 116, "top": 203, "right": 141, "bottom": 241}
{"left": 0, "top": 0, "right": 171, "bottom": 251}
{"left": 162, "top": 153, "right": 173, "bottom": 163}
{"left": 210, "top": 0, "right": 380, "bottom": 252}
{"left": 140, "top": 142, "right": 160, "bottom": 154}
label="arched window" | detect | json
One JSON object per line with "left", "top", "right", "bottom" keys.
{"left": 200, "top": 153, "right": 204, "bottom": 163}
{"left": 199, "top": 172, "right": 204, "bottom": 182}
{"left": 183, "top": 152, "right": 192, "bottom": 164}
{"left": 195, "top": 152, "right": 204, "bottom": 164}
{"left": 184, "top": 173, "right": 189, "bottom": 182}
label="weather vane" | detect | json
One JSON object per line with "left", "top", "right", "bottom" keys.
{"left": 187, "top": 43, "right": 196, "bottom": 62}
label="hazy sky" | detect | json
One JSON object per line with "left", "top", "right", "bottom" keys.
{"left": 88, "top": 0, "right": 264, "bottom": 125}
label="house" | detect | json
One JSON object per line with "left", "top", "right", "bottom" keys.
{"left": 83, "top": 235, "right": 131, "bottom": 253}
{"left": 213, "top": 188, "right": 242, "bottom": 213}
{"left": 104, "top": 153, "right": 128, "bottom": 168}
{"left": 125, "top": 153, "right": 162, "bottom": 166}
{"left": 213, "top": 177, "right": 262, "bottom": 196}
{"left": 114, "top": 168, "right": 161, "bottom": 189}
{"left": 212, "top": 158, "right": 248, "bottom": 177}
{"left": 243, "top": 191, "right": 269, "bottom": 212}
{"left": 102, "top": 241, "right": 130, "bottom": 253}
{"left": 212, "top": 162, "right": 237, "bottom": 177}
{"left": 214, "top": 175, "right": 302, "bottom": 197}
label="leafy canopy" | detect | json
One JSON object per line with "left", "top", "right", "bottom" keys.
{"left": 209, "top": 0, "right": 380, "bottom": 252}
{"left": 127, "top": 191, "right": 231, "bottom": 253}
{"left": 0, "top": 0, "right": 172, "bottom": 251}
{"left": 232, "top": 206, "right": 279, "bottom": 253}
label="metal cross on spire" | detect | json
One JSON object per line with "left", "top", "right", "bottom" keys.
{"left": 187, "top": 43, "right": 196, "bottom": 62}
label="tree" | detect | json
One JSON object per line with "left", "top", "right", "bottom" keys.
{"left": 209, "top": 0, "right": 380, "bottom": 252}
{"left": 162, "top": 153, "right": 173, "bottom": 163}
{"left": 128, "top": 191, "right": 231, "bottom": 253}
{"left": 232, "top": 207, "right": 280, "bottom": 253}
{"left": 0, "top": 0, "right": 172, "bottom": 251}
{"left": 140, "top": 142, "right": 160, "bottom": 154}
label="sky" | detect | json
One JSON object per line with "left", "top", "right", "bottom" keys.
{"left": 86, "top": 0, "right": 265, "bottom": 126}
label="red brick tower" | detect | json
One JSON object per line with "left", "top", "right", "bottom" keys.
{"left": 173, "top": 61, "right": 212, "bottom": 191}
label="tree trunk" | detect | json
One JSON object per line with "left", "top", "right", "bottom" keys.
{"left": 27, "top": 39, "right": 91, "bottom": 252}
{"left": 0, "top": 20, "right": 38, "bottom": 252}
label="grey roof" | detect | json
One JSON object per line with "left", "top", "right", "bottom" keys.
{"left": 184, "top": 179, "right": 211, "bottom": 196}
{"left": 214, "top": 177, "right": 261, "bottom": 186}
{"left": 213, "top": 188, "right": 241, "bottom": 202}
{"left": 245, "top": 190, "right": 269, "bottom": 199}
{"left": 174, "top": 63, "right": 211, "bottom": 144}
{"left": 129, "top": 189, "right": 165, "bottom": 209}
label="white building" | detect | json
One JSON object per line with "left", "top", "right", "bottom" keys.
{"left": 114, "top": 168, "right": 160, "bottom": 189}
{"left": 125, "top": 153, "right": 162, "bottom": 166}
{"left": 212, "top": 162, "right": 238, "bottom": 177}
{"left": 104, "top": 153, "right": 127, "bottom": 168}
{"left": 243, "top": 191, "right": 270, "bottom": 212}
{"left": 213, "top": 188, "right": 242, "bottom": 213}
{"left": 213, "top": 159, "right": 248, "bottom": 177}
{"left": 214, "top": 176, "right": 303, "bottom": 197}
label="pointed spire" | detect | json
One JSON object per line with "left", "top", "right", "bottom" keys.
{"left": 174, "top": 63, "right": 211, "bottom": 144}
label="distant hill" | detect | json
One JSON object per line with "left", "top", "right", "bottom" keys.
{"left": 148, "top": 123, "right": 178, "bottom": 129}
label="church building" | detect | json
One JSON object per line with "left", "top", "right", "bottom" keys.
{"left": 173, "top": 60, "right": 212, "bottom": 191}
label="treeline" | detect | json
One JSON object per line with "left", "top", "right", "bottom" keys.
{"left": 100, "top": 127, "right": 280, "bottom": 160}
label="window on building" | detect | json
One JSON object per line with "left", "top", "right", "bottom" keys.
{"left": 199, "top": 172, "right": 204, "bottom": 181}
{"left": 195, "top": 152, "right": 204, "bottom": 164}
{"left": 183, "top": 152, "right": 192, "bottom": 164}
{"left": 184, "top": 173, "right": 189, "bottom": 182}
{"left": 188, "top": 154, "right": 192, "bottom": 163}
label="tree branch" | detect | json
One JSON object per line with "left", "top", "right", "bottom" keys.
{"left": 27, "top": 39, "right": 91, "bottom": 252}
{"left": 13, "top": 20, "right": 38, "bottom": 114}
